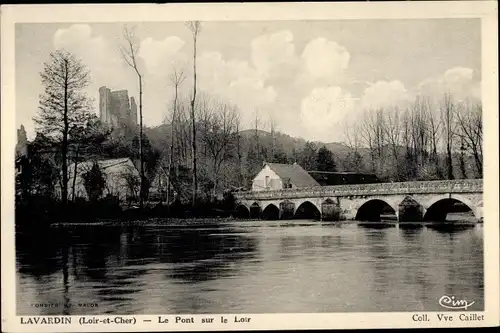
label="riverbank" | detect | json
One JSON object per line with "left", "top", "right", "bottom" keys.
{"left": 49, "top": 217, "right": 240, "bottom": 228}
{"left": 47, "top": 216, "right": 480, "bottom": 229}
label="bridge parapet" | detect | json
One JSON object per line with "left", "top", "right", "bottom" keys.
{"left": 234, "top": 179, "right": 483, "bottom": 201}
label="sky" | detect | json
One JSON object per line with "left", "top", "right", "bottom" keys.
{"left": 15, "top": 19, "right": 481, "bottom": 142}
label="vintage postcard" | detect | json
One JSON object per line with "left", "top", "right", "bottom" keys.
{"left": 1, "top": 1, "right": 499, "bottom": 331}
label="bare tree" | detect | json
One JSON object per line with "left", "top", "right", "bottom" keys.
{"left": 235, "top": 112, "right": 244, "bottom": 187}
{"left": 360, "top": 109, "right": 385, "bottom": 173}
{"left": 456, "top": 100, "right": 483, "bottom": 177}
{"left": 341, "top": 118, "right": 363, "bottom": 172}
{"left": 203, "top": 101, "right": 238, "bottom": 197}
{"left": 120, "top": 169, "right": 140, "bottom": 207}
{"left": 458, "top": 136, "right": 467, "bottom": 179}
{"left": 383, "top": 107, "right": 402, "bottom": 180}
{"left": 359, "top": 109, "right": 378, "bottom": 173}
{"left": 120, "top": 25, "right": 145, "bottom": 208}
{"left": 198, "top": 94, "right": 214, "bottom": 159}
{"left": 404, "top": 96, "right": 431, "bottom": 180}
{"left": 34, "top": 50, "right": 92, "bottom": 205}
{"left": 425, "top": 97, "right": 443, "bottom": 178}
{"left": 269, "top": 113, "right": 277, "bottom": 158}
{"left": 251, "top": 108, "right": 262, "bottom": 163}
{"left": 441, "top": 93, "right": 456, "bottom": 180}
{"left": 172, "top": 97, "right": 190, "bottom": 165}
{"left": 401, "top": 108, "right": 416, "bottom": 180}
{"left": 342, "top": 118, "right": 361, "bottom": 154}
{"left": 186, "top": 21, "right": 201, "bottom": 207}
{"left": 167, "top": 68, "right": 186, "bottom": 204}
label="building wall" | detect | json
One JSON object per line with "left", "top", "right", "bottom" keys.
{"left": 99, "top": 86, "right": 111, "bottom": 125}
{"left": 238, "top": 192, "right": 483, "bottom": 221}
{"left": 252, "top": 165, "right": 283, "bottom": 191}
{"left": 61, "top": 159, "right": 140, "bottom": 202}
{"left": 16, "top": 125, "right": 28, "bottom": 157}
{"left": 99, "top": 86, "right": 137, "bottom": 132}
{"left": 130, "top": 97, "right": 138, "bottom": 127}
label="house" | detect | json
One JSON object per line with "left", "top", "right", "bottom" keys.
{"left": 308, "top": 171, "right": 380, "bottom": 186}
{"left": 252, "top": 162, "right": 319, "bottom": 191}
{"left": 58, "top": 157, "right": 140, "bottom": 201}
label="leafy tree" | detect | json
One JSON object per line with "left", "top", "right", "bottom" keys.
{"left": 343, "top": 151, "right": 364, "bottom": 173}
{"left": 82, "top": 162, "right": 106, "bottom": 202}
{"left": 34, "top": 50, "right": 92, "bottom": 204}
{"left": 15, "top": 148, "right": 58, "bottom": 201}
{"left": 270, "top": 150, "right": 289, "bottom": 164}
{"left": 298, "top": 142, "right": 317, "bottom": 171}
{"left": 316, "top": 146, "right": 337, "bottom": 172}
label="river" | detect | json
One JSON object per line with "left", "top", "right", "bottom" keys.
{"left": 16, "top": 220, "right": 484, "bottom": 314}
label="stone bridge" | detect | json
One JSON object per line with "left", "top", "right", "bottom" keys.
{"left": 234, "top": 179, "right": 483, "bottom": 222}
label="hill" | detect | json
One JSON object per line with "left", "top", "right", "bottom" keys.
{"left": 238, "top": 129, "right": 355, "bottom": 159}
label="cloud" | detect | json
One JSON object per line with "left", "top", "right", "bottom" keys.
{"left": 417, "top": 67, "right": 480, "bottom": 102}
{"left": 52, "top": 24, "right": 137, "bottom": 111}
{"left": 299, "top": 38, "right": 350, "bottom": 84}
{"left": 361, "top": 80, "right": 410, "bottom": 110}
{"left": 139, "top": 36, "right": 186, "bottom": 74}
{"left": 299, "top": 86, "right": 355, "bottom": 142}
{"left": 197, "top": 51, "right": 277, "bottom": 128}
{"left": 199, "top": 52, "right": 262, "bottom": 89}
{"left": 53, "top": 24, "right": 124, "bottom": 78}
{"left": 250, "top": 30, "right": 297, "bottom": 75}
{"left": 54, "top": 24, "right": 105, "bottom": 54}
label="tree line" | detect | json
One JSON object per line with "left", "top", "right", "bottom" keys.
{"left": 342, "top": 94, "right": 482, "bottom": 182}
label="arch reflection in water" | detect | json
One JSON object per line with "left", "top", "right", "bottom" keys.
{"left": 234, "top": 205, "right": 251, "bottom": 219}
{"left": 356, "top": 199, "right": 397, "bottom": 223}
{"left": 294, "top": 201, "right": 321, "bottom": 220}
{"left": 262, "top": 204, "right": 279, "bottom": 220}
{"left": 424, "top": 198, "right": 476, "bottom": 222}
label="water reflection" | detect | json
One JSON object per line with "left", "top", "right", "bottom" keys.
{"left": 362, "top": 229, "right": 391, "bottom": 295}
{"left": 165, "top": 230, "right": 258, "bottom": 282}
{"left": 16, "top": 221, "right": 484, "bottom": 314}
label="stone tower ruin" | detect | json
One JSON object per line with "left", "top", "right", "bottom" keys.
{"left": 99, "top": 86, "right": 138, "bottom": 135}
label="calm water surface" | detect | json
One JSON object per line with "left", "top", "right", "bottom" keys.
{"left": 16, "top": 220, "right": 484, "bottom": 314}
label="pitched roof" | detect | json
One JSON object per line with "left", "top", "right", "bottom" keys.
{"left": 307, "top": 171, "right": 376, "bottom": 176}
{"left": 266, "top": 162, "right": 320, "bottom": 187}
{"left": 307, "top": 170, "right": 380, "bottom": 186}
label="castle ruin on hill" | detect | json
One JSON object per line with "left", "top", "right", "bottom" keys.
{"left": 99, "top": 86, "right": 137, "bottom": 136}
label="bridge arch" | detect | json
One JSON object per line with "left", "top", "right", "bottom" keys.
{"left": 262, "top": 203, "right": 279, "bottom": 220}
{"left": 234, "top": 204, "right": 250, "bottom": 218}
{"left": 355, "top": 198, "right": 398, "bottom": 222}
{"left": 249, "top": 202, "right": 262, "bottom": 219}
{"left": 294, "top": 200, "right": 321, "bottom": 220}
{"left": 423, "top": 194, "right": 478, "bottom": 221}
{"left": 260, "top": 202, "right": 274, "bottom": 212}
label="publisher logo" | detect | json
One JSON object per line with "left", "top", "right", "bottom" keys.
{"left": 438, "top": 295, "right": 475, "bottom": 310}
